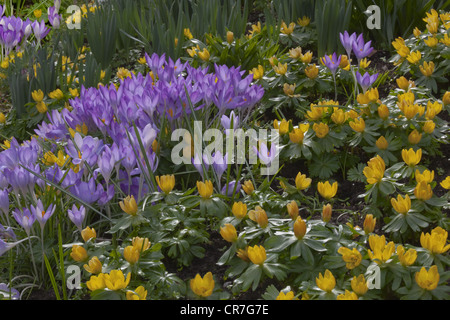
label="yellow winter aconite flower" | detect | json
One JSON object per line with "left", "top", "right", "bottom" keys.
{"left": 420, "top": 227, "right": 450, "bottom": 254}
{"left": 424, "top": 37, "right": 438, "bottom": 47}
{"left": 289, "top": 127, "right": 306, "bottom": 144}
{"left": 0, "top": 112, "right": 5, "bottom": 124}
{"left": 242, "top": 180, "right": 254, "bottom": 195}
{"left": 274, "top": 118, "right": 291, "bottom": 134}
{"left": 415, "top": 169, "right": 434, "bottom": 184}
{"left": 104, "top": 270, "right": 131, "bottom": 291}
{"left": 297, "top": 16, "right": 311, "bottom": 27}
{"left": 351, "top": 275, "right": 368, "bottom": 296}
{"left": 126, "top": 286, "right": 148, "bottom": 300}
{"left": 116, "top": 67, "right": 132, "bottom": 80}
{"left": 408, "top": 130, "right": 422, "bottom": 145}
{"left": 305, "top": 64, "right": 319, "bottom": 79}
{"left": 337, "top": 290, "right": 358, "bottom": 300}
{"left": 247, "top": 245, "right": 267, "bottom": 265}
{"left": 198, "top": 48, "right": 210, "bottom": 61}
{"left": 413, "top": 27, "right": 422, "bottom": 38}
{"left": 49, "top": 89, "right": 64, "bottom": 100}
{"left": 287, "top": 200, "right": 299, "bottom": 220}
{"left": 294, "top": 217, "right": 307, "bottom": 240}
{"left": 156, "top": 175, "right": 175, "bottom": 194}
{"left": 119, "top": 195, "right": 138, "bottom": 216}
{"left": 419, "top": 61, "right": 435, "bottom": 77}
{"left": 330, "top": 108, "right": 346, "bottom": 125}
{"left": 250, "top": 65, "right": 264, "bottom": 80}
{"left": 402, "top": 148, "right": 422, "bottom": 166}
{"left": 36, "top": 101, "right": 48, "bottom": 114}
{"left": 132, "top": 236, "right": 151, "bottom": 253}
{"left": 220, "top": 223, "right": 238, "bottom": 243}
{"left": 197, "top": 180, "right": 214, "bottom": 199}
{"left": 368, "top": 234, "right": 395, "bottom": 264}
{"left": 280, "top": 21, "right": 295, "bottom": 35}
{"left": 248, "top": 206, "right": 268, "bottom": 228}
{"left": 350, "top": 117, "right": 365, "bottom": 133}
{"left": 86, "top": 273, "right": 106, "bottom": 291}
{"left": 34, "top": 9, "right": 42, "bottom": 19}
{"left": 426, "top": 101, "right": 442, "bottom": 119}
{"left": 289, "top": 47, "right": 302, "bottom": 59}
{"left": 184, "top": 28, "right": 193, "bottom": 40}
{"left": 32, "top": 89, "right": 44, "bottom": 102}
{"left": 226, "top": 31, "right": 234, "bottom": 44}
{"left": 359, "top": 58, "right": 371, "bottom": 69}
{"left": 363, "top": 155, "right": 386, "bottom": 185}
{"left": 83, "top": 256, "right": 103, "bottom": 274}
{"left": 322, "top": 204, "right": 332, "bottom": 223}
{"left": 338, "top": 247, "right": 362, "bottom": 270}
{"left": 300, "top": 51, "right": 313, "bottom": 64}
{"left": 306, "top": 105, "right": 325, "bottom": 121}
{"left": 190, "top": 272, "right": 215, "bottom": 297}
{"left": 316, "top": 269, "right": 336, "bottom": 293}
{"left": 406, "top": 51, "right": 422, "bottom": 64}
{"left": 396, "top": 245, "right": 417, "bottom": 267}
{"left": 232, "top": 201, "right": 247, "bottom": 219}
{"left": 273, "top": 62, "right": 288, "bottom": 75}
{"left": 317, "top": 181, "right": 338, "bottom": 200}
{"left": 123, "top": 245, "right": 140, "bottom": 264}
{"left": 70, "top": 245, "right": 88, "bottom": 262}
{"left": 423, "top": 120, "right": 435, "bottom": 134}
{"left": 295, "top": 172, "right": 312, "bottom": 191}
{"left": 377, "top": 104, "right": 390, "bottom": 119}
{"left": 276, "top": 291, "right": 297, "bottom": 300}
{"left": 376, "top": 136, "right": 389, "bottom": 150}
{"left": 363, "top": 214, "right": 376, "bottom": 234}
{"left": 440, "top": 176, "right": 450, "bottom": 189}
{"left": 81, "top": 226, "right": 96, "bottom": 242}
{"left": 340, "top": 55, "right": 350, "bottom": 70}
{"left": 415, "top": 265, "right": 440, "bottom": 291}
{"left": 313, "top": 123, "right": 329, "bottom": 138}
{"left": 391, "top": 194, "right": 411, "bottom": 215}
{"left": 396, "top": 76, "right": 411, "bottom": 90}
{"left": 443, "top": 91, "right": 450, "bottom": 105}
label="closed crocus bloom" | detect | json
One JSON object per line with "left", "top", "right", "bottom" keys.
{"left": 156, "top": 175, "right": 175, "bottom": 194}
{"left": 322, "top": 204, "right": 332, "bottom": 223}
{"left": 305, "top": 64, "right": 319, "bottom": 79}
{"left": 440, "top": 176, "right": 450, "bottom": 190}
{"left": 415, "top": 169, "right": 434, "bottom": 184}
{"left": 84, "top": 256, "right": 103, "bottom": 274}
{"left": 247, "top": 245, "right": 267, "bottom": 265}
{"left": 104, "top": 270, "right": 131, "bottom": 291}
{"left": 376, "top": 136, "right": 389, "bottom": 150}
{"left": 317, "top": 181, "right": 338, "bottom": 200}
{"left": 276, "top": 291, "right": 297, "bottom": 300}
{"left": 351, "top": 275, "right": 369, "bottom": 296}
{"left": 316, "top": 269, "right": 336, "bottom": 293}
{"left": 126, "top": 286, "right": 148, "bottom": 300}
{"left": 132, "top": 236, "right": 151, "bottom": 252}
{"left": 363, "top": 155, "right": 386, "bottom": 185}
{"left": 391, "top": 194, "right": 411, "bottom": 215}
{"left": 124, "top": 245, "right": 140, "bottom": 264}
{"left": 86, "top": 273, "right": 106, "bottom": 291}
{"left": 377, "top": 104, "right": 389, "bottom": 119}
{"left": 423, "top": 120, "right": 435, "bottom": 134}
{"left": 197, "top": 180, "right": 214, "bottom": 199}
{"left": 313, "top": 123, "right": 329, "bottom": 139}
{"left": 337, "top": 290, "right": 358, "bottom": 300}
{"left": 287, "top": 200, "right": 299, "bottom": 220}
{"left": 220, "top": 223, "right": 238, "bottom": 243}
{"left": 368, "top": 235, "right": 395, "bottom": 264}
{"left": 402, "top": 148, "right": 422, "bottom": 166}
{"left": 414, "top": 181, "right": 433, "bottom": 201}
{"left": 350, "top": 117, "right": 365, "bottom": 133}
{"left": 420, "top": 227, "right": 450, "bottom": 254}
{"left": 295, "top": 172, "right": 312, "bottom": 191}
{"left": 408, "top": 130, "right": 422, "bottom": 145}
{"left": 232, "top": 201, "right": 247, "bottom": 219}
{"left": 190, "top": 272, "right": 215, "bottom": 297}
{"left": 71, "top": 244, "right": 88, "bottom": 262}
{"left": 242, "top": 180, "right": 254, "bottom": 195}
{"left": 294, "top": 217, "right": 307, "bottom": 239}
{"left": 338, "top": 247, "right": 362, "bottom": 269}
{"left": 419, "top": 61, "right": 435, "bottom": 77}
{"left": 396, "top": 245, "right": 417, "bottom": 267}
{"left": 415, "top": 265, "right": 440, "bottom": 291}
{"left": 81, "top": 226, "right": 96, "bottom": 242}
{"left": 363, "top": 214, "right": 376, "bottom": 234}
{"left": 119, "top": 195, "right": 138, "bottom": 216}
{"left": 331, "top": 109, "right": 346, "bottom": 125}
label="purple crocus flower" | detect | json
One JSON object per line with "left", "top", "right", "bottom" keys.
{"left": 352, "top": 34, "right": 374, "bottom": 63}
{"left": 0, "top": 223, "right": 16, "bottom": 241}
{"left": 97, "top": 145, "right": 116, "bottom": 184}
{"left": 221, "top": 111, "right": 239, "bottom": 130}
{"left": 69, "top": 178, "right": 103, "bottom": 205}
{"left": 66, "top": 133, "right": 104, "bottom": 167}
{"left": 210, "top": 151, "right": 228, "bottom": 181}
{"left": 221, "top": 180, "right": 241, "bottom": 197}
{"left": 0, "top": 283, "right": 20, "bottom": 300}
{"left": 339, "top": 31, "right": 357, "bottom": 58}
{"left": 192, "top": 153, "right": 211, "bottom": 179}
{"left": 322, "top": 53, "right": 342, "bottom": 75}
{"left": 356, "top": 71, "right": 379, "bottom": 93}
{"left": 0, "top": 5, "right": 5, "bottom": 18}
{"left": 0, "top": 189, "right": 9, "bottom": 216}
{"left": 253, "top": 142, "right": 278, "bottom": 166}
{"left": 13, "top": 208, "right": 36, "bottom": 235}
{"left": 67, "top": 204, "right": 86, "bottom": 231}
{"left": 48, "top": 6, "right": 62, "bottom": 29}
{"left": 31, "top": 20, "right": 50, "bottom": 43}
{"left": 30, "top": 199, "right": 56, "bottom": 231}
